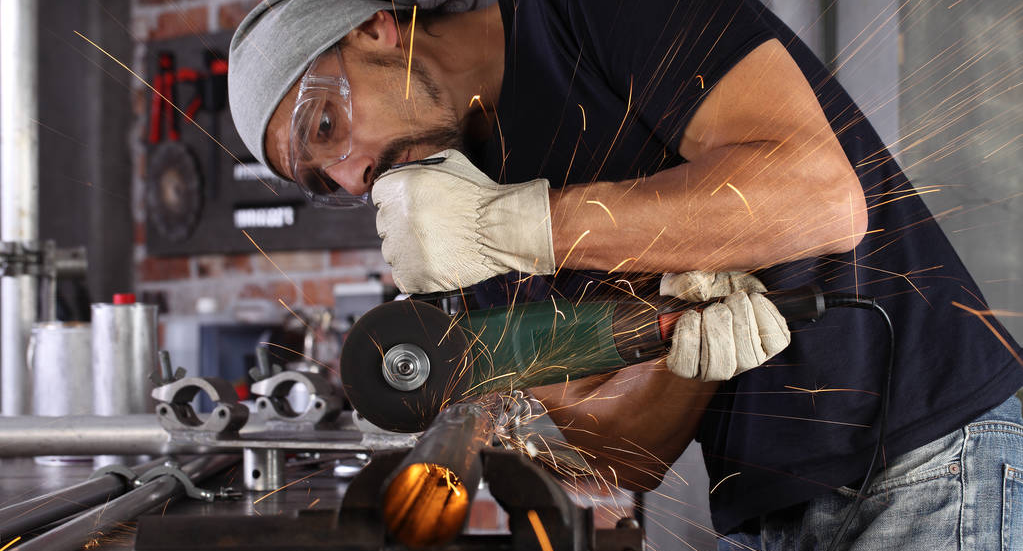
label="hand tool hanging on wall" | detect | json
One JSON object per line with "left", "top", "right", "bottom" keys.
{"left": 341, "top": 286, "right": 833, "bottom": 433}
{"left": 146, "top": 51, "right": 203, "bottom": 242}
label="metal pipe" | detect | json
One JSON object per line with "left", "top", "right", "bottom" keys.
{"left": 1, "top": 0, "right": 40, "bottom": 416}
{"left": 243, "top": 448, "right": 285, "bottom": 491}
{"left": 14, "top": 455, "right": 239, "bottom": 551}
{"left": 0, "top": 415, "right": 192, "bottom": 457}
{"left": 382, "top": 399, "right": 497, "bottom": 549}
{"left": 0, "top": 457, "right": 168, "bottom": 537}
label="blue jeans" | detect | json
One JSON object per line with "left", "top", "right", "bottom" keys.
{"left": 719, "top": 394, "right": 1023, "bottom": 551}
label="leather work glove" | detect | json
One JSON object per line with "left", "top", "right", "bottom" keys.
{"left": 660, "top": 271, "right": 791, "bottom": 381}
{"left": 372, "top": 150, "right": 556, "bottom": 294}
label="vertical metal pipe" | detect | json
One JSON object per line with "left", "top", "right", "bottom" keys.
{"left": 0, "top": 0, "right": 40, "bottom": 416}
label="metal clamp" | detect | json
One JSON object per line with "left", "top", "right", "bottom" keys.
{"left": 250, "top": 370, "right": 342, "bottom": 428}
{"left": 89, "top": 463, "right": 143, "bottom": 488}
{"left": 138, "top": 464, "right": 216, "bottom": 502}
{"left": 151, "top": 375, "right": 249, "bottom": 434}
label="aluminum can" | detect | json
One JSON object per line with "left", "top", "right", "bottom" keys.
{"left": 92, "top": 303, "right": 158, "bottom": 416}
{"left": 30, "top": 322, "right": 93, "bottom": 416}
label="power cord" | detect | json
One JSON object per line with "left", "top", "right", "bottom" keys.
{"left": 819, "top": 293, "right": 895, "bottom": 551}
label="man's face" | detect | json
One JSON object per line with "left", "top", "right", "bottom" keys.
{"left": 265, "top": 36, "right": 463, "bottom": 201}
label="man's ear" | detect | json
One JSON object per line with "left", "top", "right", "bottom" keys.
{"left": 349, "top": 11, "right": 400, "bottom": 50}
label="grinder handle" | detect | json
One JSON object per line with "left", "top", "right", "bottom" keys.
{"left": 655, "top": 284, "right": 825, "bottom": 341}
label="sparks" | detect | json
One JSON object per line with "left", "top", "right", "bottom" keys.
{"left": 72, "top": 31, "right": 278, "bottom": 195}
{"left": 709, "top": 472, "right": 741, "bottom": 494}
{"left": 608, "top": 257, "right": 638, "bottom": 272}
{"left": 241, "top": 230, "right": 310, "bottom": 303}
{"left": 586, "top": 200, "right": 618, "bottom": 227}
{"left": 0, "top": 537, "right": 21, "bottom": 551}
{"left": 526, "top": 510, "right": 555, "bottom": 551}
{"left": 695, "top": 74, "right": 705, "bottom": 89}
{"left": 468, "top": 94, "right": 483, "bottom": 109}
{"left": 254, "top": 468, "right": 330, "bottom": 505}
{"left": 577, "top": 103, "right": 587, "bottom": 130}
{"left": 405, "top": 5, "right": 417, "bottom": 100}
{"left": 278, "top": 299, "right": 312, "bottom": 331}
{"left": 554, "top": 230, "right": 590, "bottom": 278}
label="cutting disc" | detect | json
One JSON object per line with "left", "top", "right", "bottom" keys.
{"left": 340, "top": 300, "right": 472, "bottom": 433}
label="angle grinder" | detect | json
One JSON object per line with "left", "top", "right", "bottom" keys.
{"left": 340, "top": 284, "right": 834, "bottom": 433}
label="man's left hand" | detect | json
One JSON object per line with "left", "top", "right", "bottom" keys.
{"left": 372, "top": 149, "right": 555, "bottom": 294}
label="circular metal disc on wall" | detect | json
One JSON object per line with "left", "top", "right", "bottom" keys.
{"left": 340, "top": 300, "right": 472, "bottom": 433}
{"left": 146, "top": 141, "right": 203, "bottom": 242}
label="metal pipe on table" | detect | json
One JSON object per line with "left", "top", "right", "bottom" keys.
{"left": 14, "top": 454, "right": 239, "bottom": 551}
{"left": 0, "top": 457, "right": 168, "bottom": 538}
{"left": 1, "top": 0, "right": 40, "bottom": 416}
{"left": 0, "top": 415, "right": 194, "bottom": 457}
{"left": 381, "top": 398, "right": 498, "bottom": 549}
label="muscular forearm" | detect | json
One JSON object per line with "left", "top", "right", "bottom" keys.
{"left": 550, "top": 140, "right": 866, "bottom": 274}
{"left": 530, "top": 360, "right": 719, "bottom": 491}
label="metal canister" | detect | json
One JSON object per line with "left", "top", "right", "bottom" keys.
{"left": 30, "top": 321, "right": 93, "bottom": 416}
{"left": 92, "top": 303, "right": 158, "bottom": 416}
{"left": 30, "top": 321, "right": 93, "bottom": 465}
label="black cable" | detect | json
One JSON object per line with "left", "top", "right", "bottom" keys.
{"left": 818, "top": 294, "right": 895, "bottom": 551}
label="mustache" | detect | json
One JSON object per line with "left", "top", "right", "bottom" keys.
{"left": 371, "top": 127, "right": 464, "bottom": 182}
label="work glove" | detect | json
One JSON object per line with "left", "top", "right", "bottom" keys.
{"left": 660, "top": 271, "right": 790, "bottom": 381}
{"left": 372, "top": 150, "right": 556, "bottom": 294}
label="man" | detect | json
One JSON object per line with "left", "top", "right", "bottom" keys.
{"left": 228, "top": 1, "right": 1023, "bottom": 549}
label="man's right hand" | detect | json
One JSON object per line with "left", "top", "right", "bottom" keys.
{"left": 660, "top": 271, "right": 790, "bottom": 381}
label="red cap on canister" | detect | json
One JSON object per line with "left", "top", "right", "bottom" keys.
{"left": 112, "top": 293, "right": 136, "bottom": 305}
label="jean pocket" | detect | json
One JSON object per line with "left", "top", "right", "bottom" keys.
{"left": 1006, "top": 464, "right": 1023, "bottom": 551}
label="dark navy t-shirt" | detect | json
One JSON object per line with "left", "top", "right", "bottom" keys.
{"left": 470, "top": 0, "right": 1023, "bottom": 534}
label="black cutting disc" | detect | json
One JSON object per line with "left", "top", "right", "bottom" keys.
{"left": 340, "top": 300, "right": 472, "bottom": 433}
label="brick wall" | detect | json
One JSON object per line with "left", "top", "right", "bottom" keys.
{"left": 129, "top": 0, "right": 391, "bottom": 314}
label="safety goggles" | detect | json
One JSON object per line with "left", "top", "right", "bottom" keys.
{"left": 288, "top": 45, "right": 366, "bottom": 208}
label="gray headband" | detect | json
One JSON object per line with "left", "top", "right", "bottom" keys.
{"left": 228, "top": 0, "right": 410, "bottom": 174}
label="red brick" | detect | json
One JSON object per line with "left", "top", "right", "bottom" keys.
{"left": 217, "top": 1, "right": 263, "bottom": 30}
{"left": 134, "top": 221, "right": 146, "bottom": 245}
{"left": 138, "top": 256, "right": 190, "bottom": 282}
{"left": 225, "top": 254, "right": 253, "bottom": 273}
{"left": 328, "top": 249, "right": 386, "bottom": 268}
{"left": 195, "top": 254, "right": 253, "bottom": 278}
{"left": 252, "top": 250, "right": 325, "bottom": 274}
{"left": 149, "top": 6, "right": 208, "bottom": 41}
{"left": 301, "top": 276, "right": 363, "bottom": 307}
{"left": 239, "top": 281, "right": 298, "bottom": 304}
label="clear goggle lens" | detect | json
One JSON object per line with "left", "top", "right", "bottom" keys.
{"left": 288, "top": 47, "right": 366, "bottom": 208}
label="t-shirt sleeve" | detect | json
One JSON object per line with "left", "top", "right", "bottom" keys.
{"left": 568, "top": 0, "right": 777, "bottom": 152}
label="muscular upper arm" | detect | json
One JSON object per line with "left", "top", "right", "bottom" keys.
{"left": 680, "top": 39, "right": 842, "bottom": 160}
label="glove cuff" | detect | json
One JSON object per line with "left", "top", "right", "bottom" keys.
{"left": 479, "top": 178, "right": 556, "bottom": 275}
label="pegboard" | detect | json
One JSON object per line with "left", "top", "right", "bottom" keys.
{"left": 143, "top": 32, "right": 380, "bottom": 256}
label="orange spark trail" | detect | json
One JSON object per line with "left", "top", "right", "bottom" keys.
{"left": 241, "top": 230, "right": 310, "bottom": 303}
{"left": 526, "top": 510, "right": 554, "bottom": 551}
{"left": 709, "top": 472, "right": 741, "bottom": 494}
{"left": 0, "top": 537, "right": 21, "bottom": 551}
{"left": 278, "top": 299, "right": 312, "bottom": 331}
{"left": 608, "top": 257, "right": 638, "bottom": 273}
{"left": 586, "top": 200, "right": 618, "bottom": 227}
{"left": 73, "top": 31, "right": 278, "bottom": 195}
{"left": 259, "top": 341, "right": 337, "bottom": 374}
{"left": 254, "top": 468, "right": 330, "bottom": 505}
{"left": 554, "top": 230, "right": 590, "bottom": 278}
{"left": 951, "top": 302, "right": 1023, "bottom": 366}
{"left": 405, "top": 5, "right": 418, "bottom": 100}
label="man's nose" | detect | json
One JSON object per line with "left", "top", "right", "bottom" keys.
{"left": 324, "top": 154, "right": 374, "bottom": 197}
